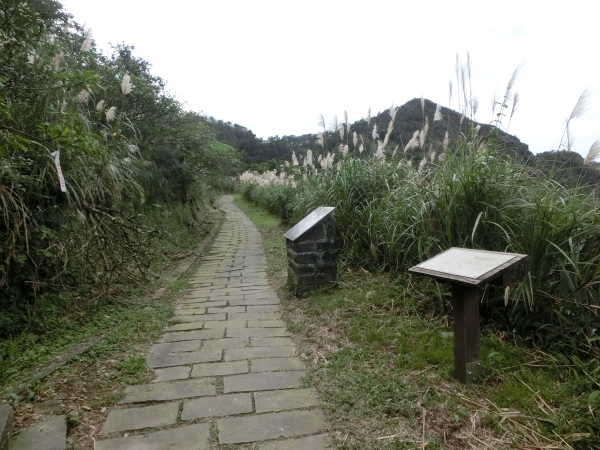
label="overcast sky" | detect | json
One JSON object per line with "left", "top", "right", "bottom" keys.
{"left": 59, "top": 0, "right": 599, "bottom": 158}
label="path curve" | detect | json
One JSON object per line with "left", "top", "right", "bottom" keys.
{"left": 95, "top": 195, "right": 330, "bottom": 449}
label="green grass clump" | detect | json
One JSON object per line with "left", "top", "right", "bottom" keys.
{"left": 237, "top": 193, "right": 600, "bottom": 448}
{"left": 240, "top": 134, "right": 600, "bottom": 358}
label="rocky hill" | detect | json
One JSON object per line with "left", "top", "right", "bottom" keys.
{"left": 212, "top": 98, "right": 600, "bottom": 189}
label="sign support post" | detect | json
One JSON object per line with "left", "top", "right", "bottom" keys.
{"left": 452, "top": 284, "right": 480, "bottom": 383}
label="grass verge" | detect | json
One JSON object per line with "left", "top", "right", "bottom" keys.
{"left": 2, "top": 207, "right": 222, "bottom": 450}
{"left": 235, "top": 195, "right": 598, "bottom": 449}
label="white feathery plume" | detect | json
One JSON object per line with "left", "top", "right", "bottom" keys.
{"left": 509, "top": 92, "right": 520, "bottom": 121}
{"left": 359, "top": 143, "right": 364, "bottom": 154}
{"left": 443, "top": 131, "right": 449, "bottom": 151}
{"left": 330, "top": 115, "right": 339, "bottom": 133}
{"left": 344, "top": 111, "right": 351, "bottom": 137}
{"left": 27, "top": 54, "right": 36, "bottom": 64}
{"left": 433, "top": 104, "right": 442, "bottom": 122}
{"left": 418, "top": 156, "right": 427, "bottom": 172}
{"left": 397, "top": 159, "right": 404, "bottom": 169}
{"left": 381, "top": 121, "right": 393, "bottom": 150}
{"left": 105, "top": 106, "right": 117, "bottom": 122}
{"left": 367, "top": 107, "right": 371, "bottom": 127}
{"left": 420, "top": 95, "right": 425, "bottom": 118}
{"left": 318, "top": 114, "right": 326, "bottom": 131}
{"left": 353, "top": 131, "right": 358, "bottom": 148}
{"left": 405, "top": 130, "right": 420, "bottom": 151}
{"left": 492, "top": 91, "right": 498, "bottom": 119}
{"left": 96, "top": 100, "right": 105, "bottom": 110}
{"left": 320, "top": 152, "right": 335, "bottom": 170}
{"left": 304, "top": 149, "right": 313, "bottom": 167}
{"left": 121, "top": 74, "right": 133, "bottom": 95}
{"left": 75, "top": 88, "right": 91, "bottom": 103}
{"left": 342, "top": 144, "right": 349, "bottom": 157}
{"left": 81, "top": 29, "right": 92, "bottom": 52}
{"left": 339, "top": 126, "right": 344, "bottom": 140}
{"left": 127, "top": 144, "right": 139, "bottom": 154}
{"left": 388, "top": 104, "right": 397, "bottom": 122}
{"left": 566, "top": 88, "right": 591, "bottom": 123}
{"left": 371, "top": 124, "right": 378, "bottom": 140}
{"left": 291, "top": 151, "right": 299, "bottom": 166}
{"left": 448, "top": 79, "right": 453, "bottom": 107}
{"left": 375, "top": 141, "right": 385, "bottom": 161}
{"left": 391, "top": 144, "right": 399, "bottom": 159}
{"left": 419, "top": 117, "right": 429, "bottom": 148}
{"left": 430, "top": 150, "right": 437, "bottom": 162}
{"left": 475, "top": 124, "right": 481, "bottom": 134}
{"left": 559, "top": 88, "right": 591, "bottom": 151}
{"left": 505, "top": 63, "right": 524, "bottom": 102}
{"left": 473, "top": 96, "right": 479, "bottom": 115}
{"left": 53, "top": 51, "right": 63, "bottom": 70}
{"left": 584, "top": 139, "right": 600, "bottom": 164}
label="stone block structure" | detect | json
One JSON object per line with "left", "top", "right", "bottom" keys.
{"left": 284, "top": 207, "right": 336, "bottom": 293}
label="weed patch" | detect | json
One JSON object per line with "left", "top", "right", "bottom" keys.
{"left": 238, "top": 195, "right": 599, "bottom": 449}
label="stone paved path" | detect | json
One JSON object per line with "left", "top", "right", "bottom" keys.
{"left": 95, "top": 196, "right": 330, "bottom": 449}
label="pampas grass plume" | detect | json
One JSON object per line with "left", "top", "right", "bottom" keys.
{"left": 443, "top": 131, "right": 449, "bottom": 151}
{"left": 406, "top": 130, "right": 419, "bottom": 151}
{"left": 75, "top": 88, "right": 90, "bottom": 104}
{"left": 371, "top": 124, "right": 378, "bottom": 140}
{"left": 121, "top": 74, "right": 133, "bottom": 95}
{"left": 584, "top": 139, "right": 600, "bottom": 164}
{"left": 81, "top": 29, "right": 92, "bottom": 52}
{"left": 434, "top": 104, "right": 442, "bottom": 122}
{"left": 105, "top": 106, "right": 117, "bottom": 122}
{"left": 318, "top": 114, "right": 326, "bottom": 131}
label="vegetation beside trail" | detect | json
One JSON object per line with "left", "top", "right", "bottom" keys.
{"left": 238, "top": 86, "right": 600, "bottom": 447}
{"left": 237, "top": 194, "right": 600, "bottom": 449}
{"left": 0, "top": 0, "right": 240, "bottom": 390}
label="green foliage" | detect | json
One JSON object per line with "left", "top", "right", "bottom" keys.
{"left": 0, "top": 0, "right": 242, "bottom": 338}
{"left": 241, "top": 132, "right": 600, "bottom": 357}
{"left": 240, "top": 198, "right": 600, "bottom": 448}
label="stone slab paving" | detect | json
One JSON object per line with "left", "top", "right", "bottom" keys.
{"left": 95, "top": 423, "right": 210, "bottom": 450}
{"left": 101, "top": 402, "right": 179, "bottom": 433}
{"left": 95, "top": 196, "right": 329, "bottom": 449}
{"left": 12, "top": 415, "right": 66, "bottom": 450}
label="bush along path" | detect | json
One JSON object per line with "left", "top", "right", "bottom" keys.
{"left": 94, "top": 195, "right": 330, "bottom": 449}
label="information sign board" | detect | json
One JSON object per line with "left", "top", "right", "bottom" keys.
{"left": 283, "top": 206, "right": 335, "bottom": 242}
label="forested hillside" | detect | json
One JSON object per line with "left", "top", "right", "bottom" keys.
{"left": 212, "top": 100, "right": 600, "bottom": 187}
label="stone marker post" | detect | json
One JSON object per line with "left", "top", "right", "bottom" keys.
{"left": 284, "top": 207, "right": 336, "bottom": 294}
